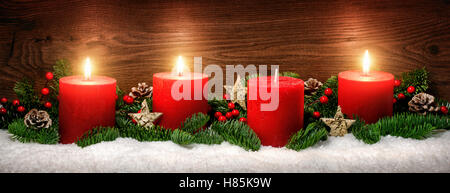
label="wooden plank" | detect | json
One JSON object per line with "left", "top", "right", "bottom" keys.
{"left": 0, "top": 0, "right": 449, "bottom": 100}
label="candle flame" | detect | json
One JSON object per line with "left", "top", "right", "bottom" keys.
{"left": 363, "top": 50, "right": 371, "bottom": 75}
{"left": 84, "top": 57, "right": 92, "bottom": 80}
{"left": 176, "top": 56, "right": 184, "bottom": 76}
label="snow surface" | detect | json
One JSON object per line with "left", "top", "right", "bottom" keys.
{"left": 0, "top": 129, "right": 449, "bottom": 173}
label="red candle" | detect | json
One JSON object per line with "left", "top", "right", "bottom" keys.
{"left": 153, "top": 71, "right": 209, "bottom": 130}
{"left": 59, "top": 58, "right": 116, "bottom": 144}
{"left": 338, "top": 51, "right": 394, "bottom": 123}
{"left": 247, "top": 76, "right": 304, "bottom": 147}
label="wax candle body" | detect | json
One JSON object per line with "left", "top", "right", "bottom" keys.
{"left": 59, "top": 76, "right": 116, "bottom": 144}
{"left": 338, "top": 70, "right": 394, "bottom": 124}
{"left": 153, "top": 72, "right": 209, "bottom": 130}
{"left": 247, "top": 76, "right": 304, "bottom": 147}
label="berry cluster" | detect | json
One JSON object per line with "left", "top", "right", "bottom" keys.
{"left": 214, "top": 101, "right": 246, "bottom": 123}
{"left": 0, "top": 98, "right": 25, "bottom": 114}
{"left": 1, "top": 72, "right": 56, "bottom": 116}
{"left": 312, "top": 88, "right": 333, "bottom": 118}
{"left": 393, "top": 79, "right": 416, "bottom": 103}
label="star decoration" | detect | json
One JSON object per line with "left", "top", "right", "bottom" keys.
{"left": 320, "top": 106, "right": 356, "bottom": 137}
{"left": 128, "top": 100, "right": 163, "bottom": 128}
{"left": 224, "top": 75, "right": 247, "bottom": 110}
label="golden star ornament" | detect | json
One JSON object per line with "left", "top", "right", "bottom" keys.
{"left": 224, "top": 75, "right": 247, "bottom": 110}
{"left": 320, "top": 106, "right": 356, "bottom": 137}
{"left": 128, "top": 100, "right": 163, "bottom": 128}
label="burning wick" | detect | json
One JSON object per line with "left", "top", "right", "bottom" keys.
{"left": 363, "top": 50, "right": 371, "bottom": 76}
{"left": 84, "top": 57, "right": 92, "bottom": 80}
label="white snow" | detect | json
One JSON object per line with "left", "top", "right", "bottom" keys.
{"left": 0, "top": 129, "right": 449, "bottom": 173}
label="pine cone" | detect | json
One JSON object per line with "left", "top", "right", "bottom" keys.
{"left": 129, "top": 82, "right": 153, "bottom": 99}
{"left": 304, "top": 78, "right": 323, "bottom": 95}
{"left": 408, "top": 93, "right": 440, "bottom": 115}
{"left": 24, "top": 109, "right": 52, "bottom": 129}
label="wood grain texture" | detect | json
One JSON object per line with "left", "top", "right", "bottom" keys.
{"left": 0, "top": 0, "right": 449, "bottom": 100}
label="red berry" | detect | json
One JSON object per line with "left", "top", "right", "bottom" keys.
{"left": 214, "top": 111, "right": 222, "bottom": 118}
{"left": 393, "top": 98, "right": 397, "bottom": 104}
{"left": 44, "top": 102, "right": 52, "bottom": 108}
{"left": 397, "top": 93, "right": 405, "bottom": 100}
{"left": 138, "top": 109, "right": 142, "bottom": 113}
{"left": 218, "top": 116, "right": 227, "bottom": 122}
{"left": 239, "top": 117, "right": 247, "bottom": 122}
{"left": 228, "top": 102, "right": 235, "bottom": 110}
{"left": 394, "top": 79, "right": 401, "bottom": 87}
{"left": 319, "top": 96, "right": 328, "bottom": 104}
{"left": 407, "top": 86, "right": 415, "bottom": 94}
{"left": 123, "top": 95, "right": 134, "bottom": 105}
{"left": 132, "top": 119, "right": 137, "bottom": 124}
{"left": 313, "top": 111, "right": 320, "bottom": 118}
{"left": 17, "top": 106, "right": 25, "bottom": 113}
{"left": 45, "top": 72, "right": 54, "bottom": 80}
{"left": 12, "top": 99, "right": 20, "bottom": 106}
{"left": 223, "top": 94, "right": 230, "bottom": 100}
{"left": 231, "top": 109, "right": 239, "bottom": 117}
{"left": 225, "top": 112, "right": 233, "bottom": 119}
{"left": 0, "top": 108, "right": 6, "bottom": 115}
{"left": 41, "top": 88, "right": 50, "bottom": 95}
{"left": 1, "top": 97, "right": 7, "bottom": 104}
{"left": 441, "top": 106, "right": 448, "bottom": 115}
{"left": 324, "top": 88, "right": 333, "bottom": 96}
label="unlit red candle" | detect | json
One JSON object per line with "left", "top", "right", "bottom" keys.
{"left": 152, "top": 72, "right": 209, "bottom": 130}
{"left": 247, "top": 76, "right": 304, "bottom": 147}
{"left": 59, "top": 75, "right": 116, "bottom": 144}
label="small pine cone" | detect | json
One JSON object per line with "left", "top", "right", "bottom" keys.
{"left": 129, "top": 82, "right": 153, "bottom": 99}
{"left": 304, "top": 78, "right": 323, "bottom": 95}
{"left": 408, "top": 93, "right": 440, "bottom": 115}
{"left": 24, "top": 109, "right": 52, "bottom": 129}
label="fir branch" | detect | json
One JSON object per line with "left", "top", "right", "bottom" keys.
{"left": 279, "top": 71, "right": 300, "bottom": 79}
{"left": 394, "top": 67, "right": 429, "bottom": 113}
{"left": 76, "top": 127, "right": 120, "bottom": 148}
{"left": 7, "top": 119, "right": 59, "bottom": 144}
{"left": 351, "top": 119, "right": 381, "bottom": 144}
{"left": 50, "top": 59, "right": 72, "bottom": 97}
{"left": 171, "top": 129, "right": 195, "bottom": 145}
{"left": 304, "top": 76, "right": 339, "bottom": 126}
{"left": 179, "top": 113, "right": 210, "bottom": 134}
{"left": 208, "top": 98, "right": 230, "bottom": 114}
{"left": 13, "top": 78, "right": 40, "bottom": 109}
{"left": 352, "top": 113, "right": 448, "bottom": 144}
{"left": 211, "top": 120, "right": 261, "bottom": 151}
{"left": 193, "top": 129, "right": 224, "bottom": 145}
{"left": 286, "top": 122, "right": 328, "bottom": 151}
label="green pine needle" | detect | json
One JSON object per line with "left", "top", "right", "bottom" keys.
{"left": 171, "top": 129, "right": 195, "bottom": 145}
{"left": 352, "top": 113, "right": 448, "bottom": 144}
{"left": 279, "top": 71, "right": 300, "bottom": 79}
{"left": 76, "top": 127, "right": 120, "bottom": 148}
{"left": 180, "top": 113, "right": 210, "bottom": 134}
{"left": 193, "top": 129, "right": 224, "bottom": 145}
{"left": 8, "top": 119, "right": 59, "bottom": 144}
{"left": 286, "top": 122, "right": 328, "bottom": 151}
{"left": 211, "top": 120, "right": 261, "bottom": 151}
{"left": 13, "top": 79, "right": 40, "bottom": 109}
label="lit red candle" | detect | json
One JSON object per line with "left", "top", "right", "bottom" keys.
{"left": 59, "top": 58, "right": 116, "bottom": 144}
{"left": 338, "top": 51, "right": 394, "bottom": 123}
{"left": 247, "top": 74, "right": 304, "bottom": 147}
{"left": 152, "top": 56, "right": 209, "bottom": 130}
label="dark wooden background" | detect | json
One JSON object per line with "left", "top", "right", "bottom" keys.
{"left": 0, "top": 0, "right": 449, "bottom": 100}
